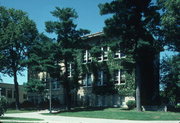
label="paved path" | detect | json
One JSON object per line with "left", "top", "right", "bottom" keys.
{"left": 2, "top": 110, "right": 180, "bottom": 123}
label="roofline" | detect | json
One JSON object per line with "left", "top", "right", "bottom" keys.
{"left": 0, "top": 82, "right": 23, "bottom": 86}
{"left": 83, "top": 32, "right": 104, "bottom": 39}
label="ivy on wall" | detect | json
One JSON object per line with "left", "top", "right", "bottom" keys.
{"left": 75, "top": 44, "right": 135, "bottom": 96}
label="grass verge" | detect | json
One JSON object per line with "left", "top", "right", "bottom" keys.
{"left": 0, "top": 116, "right": 43, "bottom": 121}
{"left": 42, "top": 107, "right": 180, "bottom": 121}
{"left": 6, "top": 109, "right": 37, "bottom": 114}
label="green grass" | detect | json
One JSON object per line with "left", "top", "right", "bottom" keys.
{"left": 6, "top": 109, "right": 37, "bottom": 114}
{"left": 43, "top": 107, "right": 180, "bottom": 121}
{"left": 0, "top": 116, "right": 43, "bottom": 121}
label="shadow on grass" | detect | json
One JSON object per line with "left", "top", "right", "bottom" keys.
{"left": 53, "top": 107, "right": 107, "bottom": 114}
{"left": 0, "top": 117, "right": 43, "bottom": 121}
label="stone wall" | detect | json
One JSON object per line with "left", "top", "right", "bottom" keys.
{"left": 77, "top": 86, "right": 135, "bottom": 107}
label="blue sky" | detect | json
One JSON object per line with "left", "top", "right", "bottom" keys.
{"left": 0, "top": 0, "right": 112, "bottom": 85}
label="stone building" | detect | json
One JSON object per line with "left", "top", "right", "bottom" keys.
{"left": 0, "top": 83, "right": 27, "bottom": 104}
{"left": 28, "top": 32, "right": 159, "bottom": 107}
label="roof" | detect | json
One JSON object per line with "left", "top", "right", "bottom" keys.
{"left": 83, "top": 32, "right": 104, "bottom": 39}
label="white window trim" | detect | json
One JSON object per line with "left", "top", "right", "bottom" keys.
{"left": 83, "top": 50, "right": 92, "bottom": 64}
{"left": 98, "top": 47, "right": 110, "bottom": 62}
{"left": 115, "top": 70, "right": 126, "bottom": 85}
{"left": 67, "top": 63, "right": 72, "bottom": 78}
{"left": 114, "top": 50, "right": 121, "bottom": 59}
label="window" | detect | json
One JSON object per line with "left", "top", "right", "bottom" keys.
{"left": 120, "top": 53, "right": 126, "bottom": 58}
{"left": 114, "top": 69, "right": 126, "bottom": 84}
{"left": 97, "top": 71, "right": 107, "bottom": 86}
{"left": 82, "top": 73, "right": 92, "bottom": 87}
{"left": 14, "top": 91, "right": 16, "bottom": 98}
{"left": 1, "top": 88, "right": 6, "bottom": 96}
{"left": 98, "top": 47, "right": 110, "bottom": 62}
{"left": 83, "top": 50, "right": 92, "bottom": 63}
{"left": 56, "top": 81, "right": 60, "bottom": 89}
{"left": 67, "top": 63, "right": 73, "bottom": 77}
{"left": 7, "top": 89, "right": 12, "bottom": 98}
{"left": 114, "top": 50, "right": 121, "bottom": 59}
{"left": 103, "top": 46, "right": 108, "bottom": 60}
{"left": 52, "top": 82, "right": 56, "bottom": 89}
{"left": 114, "top": 70, "right": 120, "bottom": 84}
{"left": 23, "top": 94, "right": 27, "bottom": 99}
{"left": 120, "top": 70, "right": 126, "bottom": 84}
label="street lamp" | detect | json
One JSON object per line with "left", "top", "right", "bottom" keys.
{"left": 49, "top": 78, "right": 52, "bottom": 113}
{"left": 0, "top": 88, "right": 1, "bottom": 97}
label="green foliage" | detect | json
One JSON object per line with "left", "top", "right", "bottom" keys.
{"left": 160, "top": 54, "right": 180, "bottom": 105}
{"left": 99, "top": 0, "right": 162, "bottom": 111}
{"left": 126, "top": 100, "right": 136, "bottom": 110}
{"left": 28, "top": 33, "right": 61, "bottom": 78}
{"left": 45, "top": 7, "right": 89, "bottom": 109}
{"left": 115, "top": 72, "right": 135, "bottom": 96}
{"left": 0, "top": 6, "right": 38, "bottom": 75}
{"left": 24, "top": 79, "right": 46, "bottom": 94}
{"left": 158, "top": 0, "right": 180, "bottom": 51}
{"left": 0, "top": 96, "right": 8, "bottom": 116}
{"left": 0, "top": 6, "right": 38, "bottom": 109}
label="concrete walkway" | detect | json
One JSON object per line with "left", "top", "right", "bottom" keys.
{"left": 2, "top": 110, "right": 180, "bottom": 123}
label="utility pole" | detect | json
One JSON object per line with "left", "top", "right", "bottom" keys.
{"left": 49, "top": 78, "right": 52, "bottom": 113}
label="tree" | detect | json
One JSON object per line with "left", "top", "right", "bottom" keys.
{"left": 99, "top": 0, "right": 161, "bottom": 111}
{"left": 0, "top": 96, "right": 8, "bottom": 116}
{"left": 158, "top": 0, "right": 180, "bottom": 52}
{"left": 160, "top": 54, "right": 180, "bottom": 105}
{"left": 28, "top": 33, "right": 60, "bottom": 79}
{"left": 0, "top": 6, "right": 38, "bottom": 109}
{"left": 45, "top": 7, "right": 89, "bottom": 110}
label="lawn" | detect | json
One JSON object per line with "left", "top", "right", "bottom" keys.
{"left": 6, "top": 109, "right": 37, "bottom": 114}
{"left": 43, "top": 107, "right": 180, "bottom": 121}
{"left": 0, "top": 116, "right": 43, "bottom": 121}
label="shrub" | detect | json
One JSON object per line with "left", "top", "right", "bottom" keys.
{"left": 0, "top": 96, "right": 8, "bottom": 116}
{"left": 21, "top": 101, "right": 35, "bottom": 108}
{"left": 126, "top": 100, "right": 136, "bottom": 110}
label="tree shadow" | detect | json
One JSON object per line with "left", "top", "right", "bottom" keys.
{"left": 52, "top": 107, "right": 107, "bottom": 114}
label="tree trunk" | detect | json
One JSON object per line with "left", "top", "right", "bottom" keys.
{"left": 135, "top": 61, "right": 142, "bottom": 111}
{"left": 64, "top": 58, "right": 71, "bottom": 110}
{"left": 13, "top": 68, "right": 20, "bottom": 110}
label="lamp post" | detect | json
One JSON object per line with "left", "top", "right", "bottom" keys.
{"left": 49, "top": 78, "right": 52, "bottom": 113}
{"left": 0, "top": 88, "right": 1, "bottom": 97}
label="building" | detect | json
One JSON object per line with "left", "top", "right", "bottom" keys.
{"left": 0, "top": 83, "right": 27, "bottom": 104}
{"left": 28, "top": 32, "right": 159, "bottom": 107}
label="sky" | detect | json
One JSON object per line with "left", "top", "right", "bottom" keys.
{"left": 0, "top": 0, "right": 112, "bottom": 85}
{"left": 0, "top": 0, "right": 176, "bottom": 85}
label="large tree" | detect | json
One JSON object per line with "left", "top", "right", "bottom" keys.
{"left": 99, "top": 0, "right": 161, "bottom": 111}
{"left": 45, "top": 7, "right": 89, "bottom": 110}
{"left": 160, "top": 54, "right": 180, "bottom": 105}
{"left": 0, "top": 6, "right": 38, "bottom": 109}
{"left": 158, "top": 0, "right": 180, "bottom": 52}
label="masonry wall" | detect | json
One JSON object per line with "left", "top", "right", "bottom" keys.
{"left": 0, "top": 83, "right": 27, "bottom": 104}
{"left": 77, "top": 87, "right": 135, "bottom": 107}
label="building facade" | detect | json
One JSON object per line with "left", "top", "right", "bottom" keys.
{"left": 0, "top": 83, "right": 27, "bottom": 104}
{"left": 28, "top": 32, "right": 159, "bottom": 107}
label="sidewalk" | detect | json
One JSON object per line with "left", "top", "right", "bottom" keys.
{"left": 3, "top": 110, "right": 180, "bottom": 123}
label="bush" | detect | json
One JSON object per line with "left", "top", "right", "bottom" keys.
{"left": 21, "top": 101, "right": 35, "bottom": 108}
{"left": 0, "top": 96, "right": 8, "bottom": 116}
{"left": 126, "top": 100, "right": 136, "bottom": 110}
